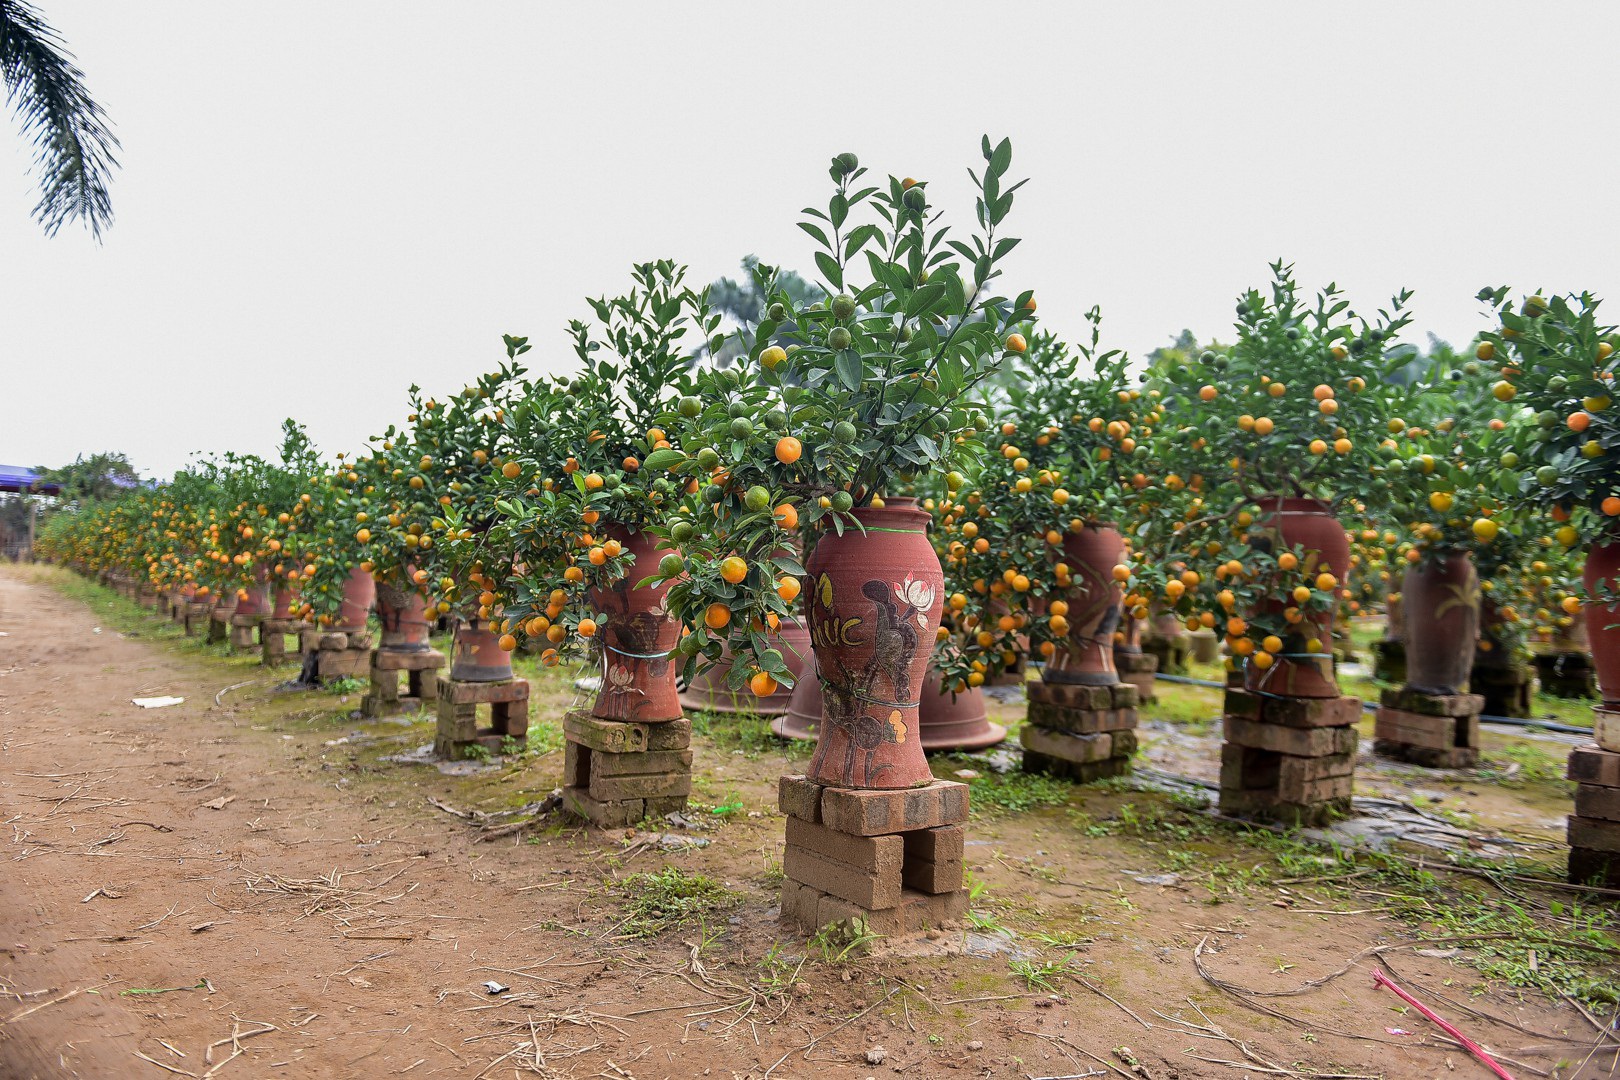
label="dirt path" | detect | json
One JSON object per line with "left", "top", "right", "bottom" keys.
{"left": 2, "top": 566, "right": 1615, "bottom": 1079}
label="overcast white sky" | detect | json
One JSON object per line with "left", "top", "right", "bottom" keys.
{"left": 3, "top": 1, "right": 1617, "bottom": 479}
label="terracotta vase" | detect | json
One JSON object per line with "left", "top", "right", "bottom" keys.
{"left": 1115, "top": 610, "right": 1145, "bottom": 655}
{"left": 682, "top": 616, "right": 811, "bottom": 716}
{"left": 917, "top": 667, "right": 1005, "bottom": 751}
{"left": 1402, "top": 552, "right": 1479, "bottom": 695}
{"left": 333, "top": 565, "right": 375, "bottom": 633}
{"left": 803, "top": 501, "right": 941, "bottom": 789}
{"left": 588, "top": 525, "right": 682, "bottom": 722}
{"left": 450, "top": 617, "right": 512, "bottom": 682}
{"left": 1473, "top": 596, "right": 1515, "bottom": 672}
{"left": 235, "top": 582, "right": 270, "bottom": 618}
{"left": 1043, "top": 523, "right": 1125, "bottom": 685}
{"left": 1244, "top": 498, "right": 1350, "bottom": 699}
{"left": 212, "top": 591, "right": 238, "bottom": 616}
{"left": 376, "top": 580, "right": 432, "bottom": 651}
{"left": 1583, "top": 541, "right": 1620, "bottom": 707}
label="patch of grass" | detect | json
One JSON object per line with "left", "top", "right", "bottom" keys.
{"left": 1477, "top": 742, "right": 1575, "bottom": 791}
{"left": 689, "top": 708, "right": 810, "bottom": 759}
{"left": 1009, "top": 956, "right": 1072, "bottom": 992}
{"left": 808, "top": 915, "right": 879, "bottom": 961}
{"left": 324, "top": 676, "right": 365, "bottom": 695}
{"left": 616, "top": 866, "right": 741, "bottom": 940}
{"left": 947, "top": 765, "right": 1073, "bottom": 816}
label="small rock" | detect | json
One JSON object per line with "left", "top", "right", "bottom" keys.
{"left": 865, "top": 1047, "right": 887, "bottom": 1065}
{"left": 967, "top": 1041, "right": 983, "bottom": 1051}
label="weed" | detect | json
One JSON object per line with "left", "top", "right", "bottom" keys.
{"left": 1009, "top": 956, "right": 1071, "bottom": 992}
{"left": 756, "top": 943, "right": 805, "bottom": 996}
{"left": 958, "top": 768, "right": 1072, "bottom": 815}
{"left": 1477, "top": 743, "right": 1575, "bottom": 791}
{"left": 809, "top": 916, "right": 879, "bottom": 961}
{"left": 461, "top": 743, "right": 491, "bottom": 762}
{"left": 325, "top": 676, "right": 365, "bottom": 695}
{"left": 617, "top": 866, "right": 740, "bottom": 940}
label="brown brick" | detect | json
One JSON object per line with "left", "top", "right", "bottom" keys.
{"left": 1279, "top": 749, "right": 1356, "bottom": 785}
{"left": 783, "top": 847, "right": 900, "bottom": 909}
{"left": 904, "top": 824, "right": 964, "bottom": 864}
{"left": 779, "top": 878, "right": 823, "bottom": 925}
{"left": 1374, "top": 741, "right": 1478, "bottom": 769}
{"left": 808, "top": 887, "right": 970, "bottom": 936}
{"left": 1374, "top": 708, "right": 1456, "bottom": 750}
{"left": 778, "top": 775, "right": 822, "bottom": 822}
{"left": 1569, "top": 745, "right": 1620, "bottom": 788}
{"left": 1379, "top": 687, "right": 1483, "bottom": 717}
{"left": 1115, "top": 652, "right": 1158, "bottom": 674}
{"left": 1260, "top": 695, "right": 1363, "bottom": 729}
{"left": 785, "top": 818, "right": 904, "bottom": 876}
{"left": 1279, "top": 772, "right": 1353, "bottom": 804}
{"left": 901, "top": 828, "right": 964, "bottom": 895}
{"left": 1223, "top": 717, "right": 1358, "bottom": 758}
{"left": 316, "top": 632, "right": 350, "bottom": 650}
{"left": 818, "top": 781, "right": 969, "bottom": 837}
{"left": 1223, "top": 689, "right": 1264, "bottom": 721}
{"left": 1020, "top": 725, "right": 1114, "bottom": 764}
{"left": 315, "top": 649, "right": 368, "bottom": 679}
{"left": 1568, "top": 816, "right": 1620, "bottom": 854}
{"left": 1576, "top": 785, "right": 1620, "bottom": 822}
{"left": 1219, "top": 789, "right": 1351, "bottom": 827}
{"left": 1110, "top": 683, "right": 1139, "bottom": 709}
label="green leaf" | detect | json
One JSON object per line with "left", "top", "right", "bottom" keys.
{"left": 797, "top": 221, "right": 831, "bottom": 249}
{"left": 643, "top": 448, "right": 686, "bottom": 472}
{"left": 814, "top": 251, "right": 843, "bottom": 290}
{"left": 835, "top": 350, "right": 863, "bottom": 391}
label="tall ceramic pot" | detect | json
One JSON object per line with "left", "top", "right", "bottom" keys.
{"left": 271, "top": 583, "right": 300, "bottom": 620}
{"left": 1384, "top": 592, "right": 1405, "bottom": 642}
{"left": 1401, "top": 551, "right": 1479, "bottom": 695}
{"left": 803, "top": 500, "right": 941, "bottom": 789}
{"left": 376, "top": 579, "right": 432, "bottom": 651}
{"left": 1244, "top": 497, "right": 1350, "bottom": 699}
{"left": 450, "top": 617, "right": 512, "bottom": 681}
{"left": 773, "top": 652, "right": 824, "bottom": 740}
{"left": 333, "top": 565, "right": 375, "bottom": 633}
{"left": 235, "top": 568, "right": 271, "bottom": 618}
{"left": 1582, "top": 541, "right": 1620, "bottom": 709}
{"left": 588, "top": 525, "right": 682, "bottom": 722}
{"left": 1043, "top": 523, "right": 1125, "bottom": 685}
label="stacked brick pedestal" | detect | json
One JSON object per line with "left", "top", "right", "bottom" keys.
{"left": 182, "top": 599, "right": 213, "bottom": 636}
{"left": 561, "top": 711, "right": 690, "bottom": 827}
{"left": 1219, "top": 689, "right": 1360, "bottom": 826}
{"left": 1114, "top": 651, "right": 1159, "bottom": 703}
{"left": 1533, "top": 652, "right": 1596, "bottom": 700}
{"left": 228, "top": 611, "right": 264, "bottom": 651}
{"left": 259, "top": 618, "right": 308, "bottom": 665}
{"left": 1569, "top": 741, "right": 1620, "bottom": 887}
{"left": 300, "top": 628, "right": 372, "bottom": 682}
{"left": 1142, "top": 631, "right": 1190, "bottom": 676}
{"left": 207, "top": 607, "right": 234, "bottom": 645}
{"left": 778, "top": 776, "right": 970, "bottom": 935}
{"left": 1472, "top": 659, "right": 1534, "bottom": 718}
{"left": 361, "top": 647, "right": 446, "bottom": 717}
{"left": 1373, "top": 688, "right": 1482, "bottom": 768}
{"left": 434, "top": 676, "right": 529, "bottom": 759}
{"left": 1019, "top": 681, "right": 1138, "bottom": 782}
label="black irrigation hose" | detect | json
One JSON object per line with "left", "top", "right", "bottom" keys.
{"left": 1151, "top": 671, "right": 1597, "bottom": 737}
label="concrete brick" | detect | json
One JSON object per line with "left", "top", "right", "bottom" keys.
{"left": 315, "top": 649, "right": 368, "bottom": 679}
{"left": 1022, "top": 750, "right": 1132, "bottom": 783}
{"left": 1110, "top": 683, "right": 1139, "bottom": 709}
{"left": 1373, "top": 741, "right": 1478, "bottom": 769}
{"left": 1115, "top": 652, "right": 1158, "bottom": 674}
{"left": 1218, "top": 788, "right": 1352, "bottom": 827}
{"left": 1569, "top": 745, "right": 1620, "bottom": 788}
{"left": 587, "top": 747, "right": 692, "bottom": 779}
{"left": 783, "top": 846, "right": 901, "bottom": 909}
{"left": 807, "top": 887, "right": 970, "bottom": 936}
{"left": 1576, "top": 785, "right": 1620, "bottom": 823}
{"left": 373, "top": 647, "right": 447, "bottom": 672}
{"left": 560, "top": 786, "right": 645, "bottom": 829}
{"left": 1374, "top": 708, "right": 1456, "bottom": 751}
{"left": 439, "top": 677, "right": 529, "bottom": 705}
{"left": 1278, "top": 772, "right": 1353, "bottom": 805}
{"left": 1020, "top": 725, "right": 1114, "bottom": 764}
{"left": 819, "top": 781, "right": 969, "bottom": 837}
{"left": 904, "top": 824, "right": 964, "bottom": 865}
{"left": 588, "top": 761, "right": 691, "bottom": 802}
{"left": 785, "top": 818, "right": 904, "bottom": 876}
{"left": 1027, "top": 683, "right": 1114, "bottom": 710}
{"left": 565, "top": 711, "right": 649, "bottom": 754}
{"left": 1568, "top": 816, "right": 1620, "bottom": 854}
{"left": 1380, "top": 687, "right": 1484, "bottom": 718}
{"left": 778, "top": 775, "right": 822, "bottom": 823}
{"left": 1223, "top": 716, "right": 1357, "bottom": 758}
{"left": 316, "top": 632, "right": 350, "bottom": 651}
{"left": 1027, "top": 702, "right": 1137, "bottom": 735}
{"left": 780, "top": 878, "right": 822, "bottom": 925}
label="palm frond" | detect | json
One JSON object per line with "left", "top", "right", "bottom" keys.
{"left": 0, "top": 0, "right": 118, "bottom": 238}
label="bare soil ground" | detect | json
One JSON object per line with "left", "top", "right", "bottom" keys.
{"left": 3, "top": 564, "right": 1617, "bottom": 1080}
